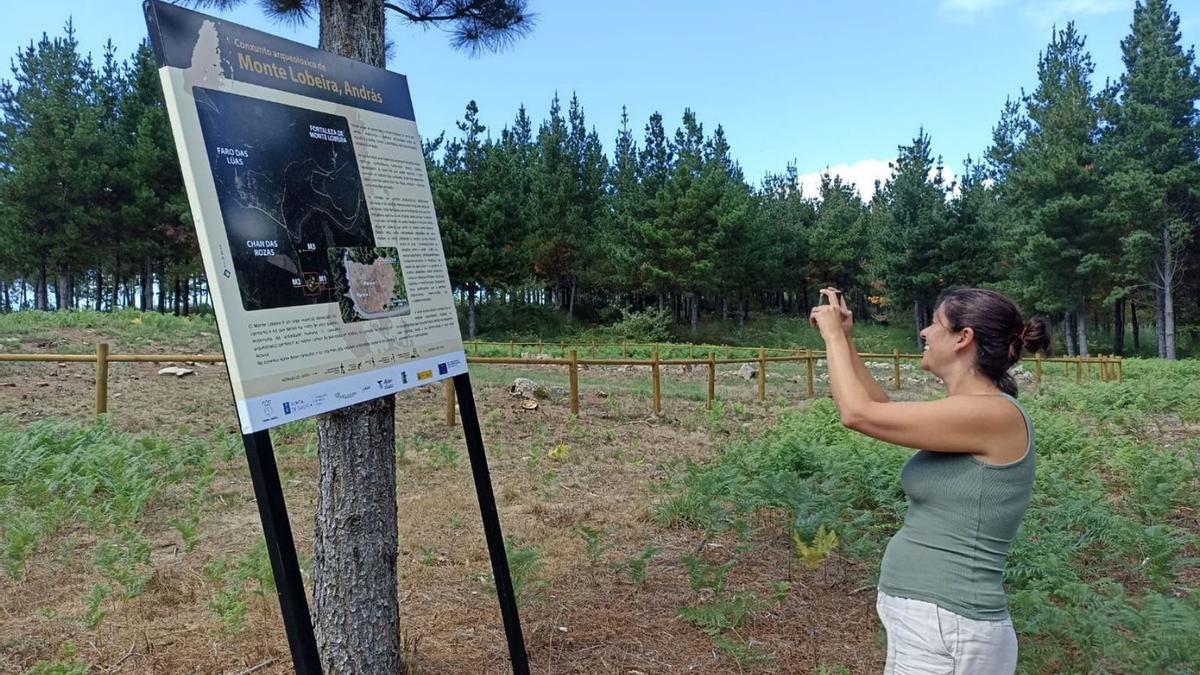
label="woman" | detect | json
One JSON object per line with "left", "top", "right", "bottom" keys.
{"left": 809, "top": 286, "right": 1049, "bottom": 675}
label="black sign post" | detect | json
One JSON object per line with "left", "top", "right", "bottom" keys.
{"left": 455, "top": 373, "right": 530, "bottom": 674}
{"left": 241, "top": 430, "right": 322, "bottom": 675}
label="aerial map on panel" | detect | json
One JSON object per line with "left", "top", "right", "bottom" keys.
{"left": 328, "top": 246, "right": 410, "bottom": 322}
{"left": 193, "top": 86, "right": 391, "bottom": 314}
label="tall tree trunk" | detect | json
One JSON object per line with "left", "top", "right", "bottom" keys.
{"left": 109, "top": 259, "right": 119, "bottom": 311}
{"left": 35, "top": 264, "right": 49, "bottom": 310}
{"left": 467, "top": 284, "right": 477, "bottom": 340}
{"left": 141, "top": 261, "right": 153, "bottom": 311}
{"left": 1075, "top": 304, "right": 1088, "bottom": 357}
{"left": 1155, "top": 286, "right": 1167, "bottom": 359}
{"left": 1159, "top": 221, "right": 1177, "bottom": 359}
{"left": 1113, "top": 300, "right": 1125, "bottom": 356}
{"left": 173, "top": 277, "right": 182, "bottom": 316}
{"left": 94, "top": 266, "right": 103, "bottom": 311}
{"left": 689, "top": 292, "right": 699, "bottom": 334}
{"left": 158, "top": 263, "right": 168, "bottom": 313}
{"left": 182, "top": 277, "right": 190, "bottom": 317}
{"left": 314, "top": 396, "right": 399, "bottom": 675}
{"left": 914, "top": 300, "right": 924, "bottom": 349}
{"left": 720, "top": 296, "right": 728, "bottom": 322}
{"left": 1163, "top": 276, "right": 1176, "bottom": 360}
{"left": 1070, "top": 312, "right": 1080, "bottom": 357}
{"left": 1131, "top": 299, "right": 1140, "bottom": 352}
{"left": 0, "top": 279, "right": 8, "bottom": 313}
{"left": 568, "top": 278, "right": 576, "bottom": 320}
{"left": 314, "top": 3, "right": 401, "bottom": 673}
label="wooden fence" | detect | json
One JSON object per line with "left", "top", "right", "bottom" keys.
{"left": 0, "top": 341, "right": 1123, "bottom": 425}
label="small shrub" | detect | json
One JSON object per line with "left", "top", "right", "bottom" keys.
{"left": 619, "top": 544, "right": 660, "bottom": 588}
{"left": 576, "top": 524, "right": 615, "bottom": 569}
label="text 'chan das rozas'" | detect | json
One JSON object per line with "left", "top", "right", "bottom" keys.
{"left": 236, "top": 52, "right": 383, "bottom": 104}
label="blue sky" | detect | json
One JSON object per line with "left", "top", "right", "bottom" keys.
{"left": 3, "top": 1, "right": 1197, "bottom": 198}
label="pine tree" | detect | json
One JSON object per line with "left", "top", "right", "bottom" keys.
{"left": 600, "top": 106, "right": 642, "bottom": 299}
{"left": 875, "top": 129, "right": 952, "bottom": 346}
{"left": 1104, "top": 0, "right": 1200, "bottom": 359}
{"left": 1005, "top": 23, "right": 1110, "bottom": 356}
{"left": 0, "top": 24, "right": 101, "bottom": 310}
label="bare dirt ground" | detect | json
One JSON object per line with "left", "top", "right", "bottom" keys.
{"left": 0, "top": 329, "right": 946, "bottom": 674}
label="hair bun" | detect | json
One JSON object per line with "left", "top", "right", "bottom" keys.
{"left": 1019, "top": 318, "right": 1051, "bottom": 357}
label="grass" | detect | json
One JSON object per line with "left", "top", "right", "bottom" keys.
{"left": 0, "top": 309, "right": 220, "bottom": 354}
{"left": 657, "top": 371, "right": 1200, "bottom": 673}
{"left": 0, "top": 417, "right": 214, "bottom": 589}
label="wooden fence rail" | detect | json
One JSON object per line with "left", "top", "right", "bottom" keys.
{"left": 0, "top": 343, "right": 1122, "bottom": 426}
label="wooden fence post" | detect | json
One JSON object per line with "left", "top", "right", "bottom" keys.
{"left": 892, "top": 348, "right": 901, "bottom": 390}
{"left": 1075, "top": 357, "right": 1082, "bottom": 384}
{"left": 805, "top": 348, "right": 815, "bottom": 399}
{"left": 651, "top": 350, "right": 662, "bottom": 416}
{"left": 445, "top": 379, "right": 456, "bottom": 426}
{"left": 95, "top": 342, "right": 109, "bottom": 416}
{"left": 1064, "top": 358, "right": 1069, "bottom": 377}
{"left": 758, "top": 347, "right": 766, "bottom": 402}
{"left": 537, "top": 339, "right": 542, "bottom": 354}
{"left": 509, "top": 341, "right": 515, "bottom": 357}
{"left": 473, "top": 340, "right": 479, "bottom": 355}
{"left": 569, "top": 350, "right": 579, "bottom": 416}
{"left": 707, "top": 352, "right": 716, "bottom": 411}
{"left": 1117, "top": 357, "right": 1123, "bottom": 383}
{"left": 1035, "top": 353, "right": 1043, "bottom": 387}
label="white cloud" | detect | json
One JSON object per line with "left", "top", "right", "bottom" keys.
{"left": 1023, "top": 0, "right": 1127, "bottom": 28}
{"left": 796, "top": 159, "right": 893, "bottom": 202}
{"left": 938, "top": 0, "right": 1010, "bottom": 23}
{"left": 938, "top": 0, "right": 1127, "bottom": 29}
{"left": 795, "top": 158, "right": 958, "bottom": 203}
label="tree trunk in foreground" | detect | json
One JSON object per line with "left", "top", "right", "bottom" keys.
{"left": 314, "top": 1, "right": 401, "bottom": 673}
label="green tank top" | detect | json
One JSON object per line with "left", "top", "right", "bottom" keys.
{"left": 877, "top": 393, "right": 1035, "bottom": 621}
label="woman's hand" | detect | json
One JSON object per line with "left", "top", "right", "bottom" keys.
{"left": 809, "top": 287, "right": 853, "bottom": 339}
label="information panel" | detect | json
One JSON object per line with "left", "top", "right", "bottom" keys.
{"left": 147, "top": 2, "right": 466, "bottom": 433}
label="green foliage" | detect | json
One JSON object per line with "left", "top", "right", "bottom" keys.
{"left": 26, "top": 642, "right": 88, "bottom": 675}
{"left": 484, "top": 538, "right": 546, "bottom": 609}
{"left": 81, "top": 583, "right": 109, "bottom": 628}
{"left": 205, "top": 540, "right": 276, "bottom": 633}
{"left": 676, "top": 591, "right": 778, "bottom": 666}
{"left": 681, "top": 553, "right": 735, "bottom": 594}
{"left": 659, "top": 369, "right": 1200, "bottom": 673}
{"left": 677, "top": 592, "right": 764, "bottom": 636}
{"left": 428, "top": 441, "right": 460, "bottom": 472}
{"left": 0, "top": 309, "right": 218, "bottom": 353}
{"left": 793, "top": 524, "right": 839, "bottom": 571}
{"left": 576, "top": 524, "right": 616, "bottom": 568}
{"left": 0, "top": 417, "right": 213, "bottom": 580}
{"left": 94, "top": 528, "right": 152, "bottom": 598}
{"left": 600, "top": 307, "right": 673, "bottom": 343}
{"left": 619, "top": 544, "right": 660, "bottom": 589}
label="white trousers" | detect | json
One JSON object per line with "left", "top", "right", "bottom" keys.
{"left": 876, "top": 590, "right": 1018, "bottom": 675}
